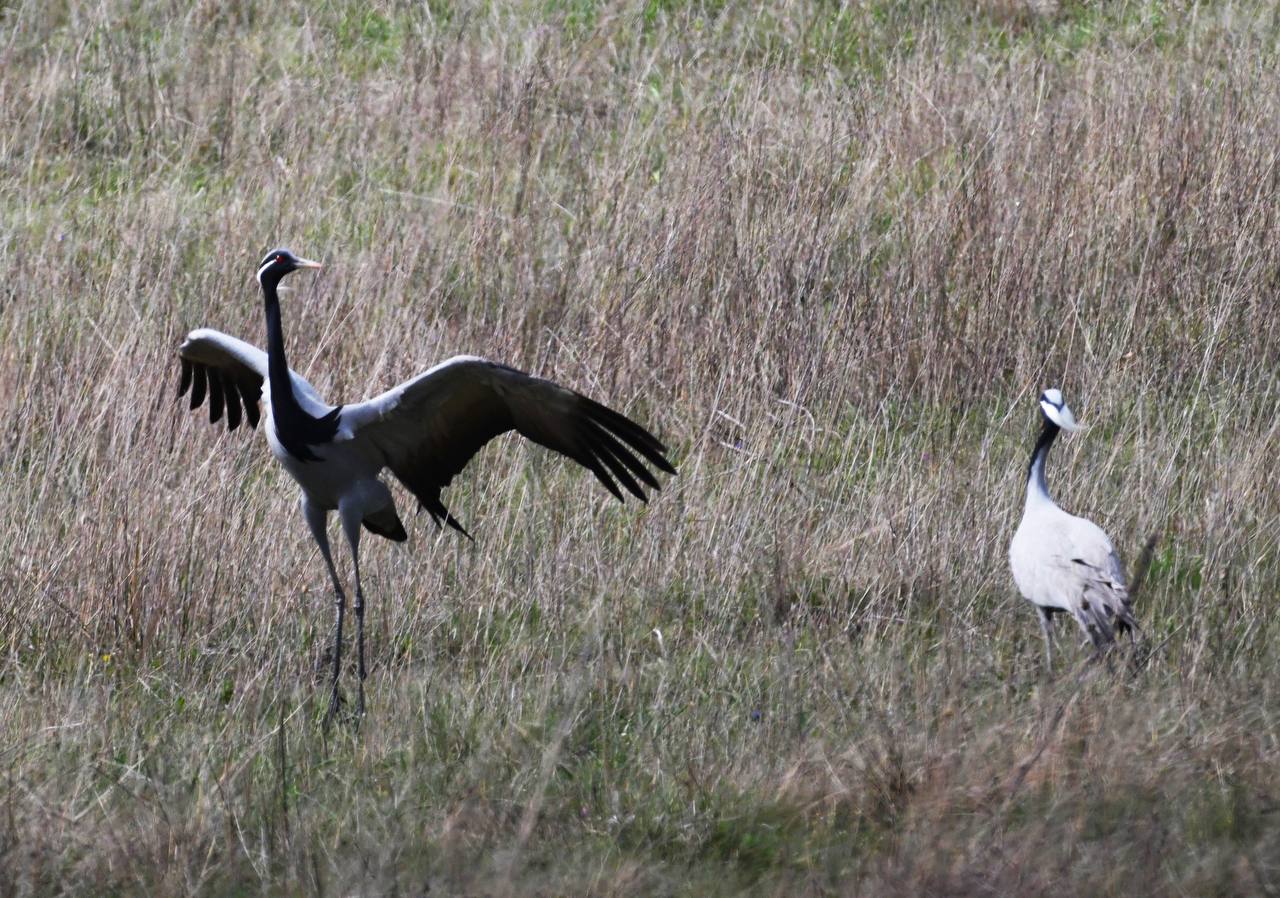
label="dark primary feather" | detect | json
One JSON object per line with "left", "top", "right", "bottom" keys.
{"left": 580, "top": 395, "right": 674, "bottom": 474}
{"left": 177, "top": 358, "right": 264, "bottom": 434}
{"left": 239, "top": 381, "right": 262, "bottom": 428}
{"left": 190, "top": 364, "right": 207, "bottom": 410}
{"left": 207, "top": 371, "right": 225, "bottom": 424}
{"left": 224, "top": 378, "right": 243, "bottom": 430}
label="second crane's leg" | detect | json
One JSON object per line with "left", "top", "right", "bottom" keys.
{"left": 340, "top": 506, "right": 367, "bottom": 718}
{"left": 303, "top": 497, "right": 346, "bottom": 725}
{"left": 1037, "top": 606, "right": 1055, "bottom": 672}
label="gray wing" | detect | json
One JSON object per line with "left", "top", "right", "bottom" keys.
{"left": 339, "top": 356, "right": 676, "bottom": 534}
{"left": 1064, "top": 516, "right": 1138, "bottom": 632}
{"left": 177, "top": 328, "right": 329, "bottom": 431}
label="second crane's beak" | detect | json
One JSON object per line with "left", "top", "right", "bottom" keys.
{"left": 294, "top": 257, "right": 323, "bottom": 270}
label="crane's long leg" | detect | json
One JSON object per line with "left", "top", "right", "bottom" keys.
{"left": 303, "top": 497, "right": 346, "bottom": 725}
{"left": 339, "top": 505, "right": 367, "bottom": 719}
{"left": 1037, "top": 606, "right": 1055, "bottom": 671}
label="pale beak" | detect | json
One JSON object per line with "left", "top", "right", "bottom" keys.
{"left": 294, "top": 257, "right": 323, "bottom": 269}
{"left": 1042, "top": 401, "right": 1082, "bottom": 432}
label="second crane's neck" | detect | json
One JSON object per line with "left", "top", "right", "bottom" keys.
{"left": 1025, "top": 419, "right": 1060, "bottom": 510}
{"left": 260, "top": 275, "right": 300, "bottom": 411}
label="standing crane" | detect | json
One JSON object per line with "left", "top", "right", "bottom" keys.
{"left": 177, "top": 249, "right": 676, "bottom": 721}
{"left": 1009, "top": 389, "right": 1138, "bottom": 668}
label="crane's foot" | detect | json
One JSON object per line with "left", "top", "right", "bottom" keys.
{"left": 356, "top": 682, "right": 366, "bottom": 720}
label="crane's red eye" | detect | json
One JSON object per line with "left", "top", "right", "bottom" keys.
{"left": 276, "top": 255, "right": 283, "bottom": 262}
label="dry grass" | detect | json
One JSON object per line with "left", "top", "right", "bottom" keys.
{"left": 3, "top": 0, "right": 1280, "bottom": 894}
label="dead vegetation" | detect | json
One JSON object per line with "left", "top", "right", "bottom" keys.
{"left": 2, "top": 0, "right": 1279, "bottom": 894}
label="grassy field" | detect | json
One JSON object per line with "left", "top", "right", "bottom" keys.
{"left": 3, "top": 0, "right": 1280, "bottom": 893}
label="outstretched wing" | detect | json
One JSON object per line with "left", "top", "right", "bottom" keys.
{"left": 176, "top": 328, "right": 328, "bottom": 430}
{"left": 339, "top": 356, "right": 677, "bottom": 534}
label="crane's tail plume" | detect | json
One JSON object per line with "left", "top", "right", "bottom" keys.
{"left": 420, "top": 498, "right": 473, "bottom": 541}
{"left": 1071, "top": 600, "right": 1115, "bottom": 650}
{"left": 362, "top": 507, "right": 408, "bottom": 543}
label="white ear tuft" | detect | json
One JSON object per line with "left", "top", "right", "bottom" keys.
{"left": 1041, "top": 397, "right": 1081, "bottom": 431}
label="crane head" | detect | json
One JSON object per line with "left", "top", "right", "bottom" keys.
{"left": 256, "top": 248, "right": 323, "bottom": 286}
{"left": 1039, "top": 388, "right": 1081, "bottom": 432}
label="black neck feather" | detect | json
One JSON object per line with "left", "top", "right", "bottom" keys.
{"left": 1026, "top": 417, "right": 1059, "bottom": 499}
{"left": 261, "top": 274, "right": 340, "bottom": 462}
